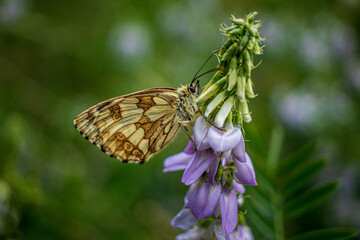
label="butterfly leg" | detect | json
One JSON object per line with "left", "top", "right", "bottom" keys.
{"left": 178, "top": 122, "right": 198, "bottom": 151}
{"left": 198, "top": 109, "right": 227, "bottom": 132}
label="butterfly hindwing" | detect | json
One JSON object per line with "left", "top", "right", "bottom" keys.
{"left": 74, "top": 88, "right": 181, "bottom": 163}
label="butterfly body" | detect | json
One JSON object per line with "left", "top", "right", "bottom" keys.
{"left": 74, "top": 84, "right": 199, "bottom": 164}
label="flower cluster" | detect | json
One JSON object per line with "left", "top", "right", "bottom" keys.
{"left": 198, "top": 12, "right": 264, "bottom": 126}
{"left": 164, "top": 12, "right": 264, "bottom": 239}
{"left": 164, "top": 118, "right": 256, "bottom": 239}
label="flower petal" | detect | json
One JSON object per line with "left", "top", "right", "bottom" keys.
{"left": 184, "top": 181, "right": 199, "bottom": 208}
{"left": 220, "top": 189, "right": 238, "bottom": 234}
{"left": 234, "top": 153, "right": 257, "bottom": 186}
{"left": 171, "top": 208, "right": 197, "bottom": 230}
{"left": 164, "top": 152, "right": 193, "bottom": 172}
{"left": 232, "top": 133, "right": 246, "bottom": 163}
{"left": 243, "top": 226, "right": 254, "bottom": 240}
{"left": 176, "top": 226, "right": 204, "bottom": 240}
{"left": 182, "top": 150, "right": 216, "bottom": 186}
{"left": 228, "top": 225, "right": 243, "bottom": 240}
{"left": 208, "top": 156, "right": 220, "bottom": 184}
{"left": 189, "top": 181, "right": 221, "bottom": 220}
{"left": 208, "top": 126, "right": 241, "bottom": 152}
{"left": 232, "top": 180, "right": 245, "bottom": 194}
{"left": 184, "top": 139, "right": 196, "bottom": 154}
{"left": 193, "top": 117, "right": 211, "bottom": 150}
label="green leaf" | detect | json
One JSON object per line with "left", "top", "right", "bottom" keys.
{"left": 284, "top": 181, "right": 338, "bottom": 218}
{"left": 281, "top": 157, "right": 327, "bottom": 197}
{"left": 267, "top": 125, "right": 284, "bottom": 172}
{"left": 244, "top": 201, "right": 275, "bottom": 239}
{"left": 288, "top": 228, "right": 358, "bottom": 240}
{"left": 277, "top": 141, "right": 317, "bottom": 176}
{"left": 246, "top": 188, "right": 274, "bottom": 220}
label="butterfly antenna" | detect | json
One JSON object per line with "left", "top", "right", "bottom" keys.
{"left": 192, "top": 68, "right": 219, "bottom": 82}
{"left": 191, "top": 48, "right": 220, "bottom": 85}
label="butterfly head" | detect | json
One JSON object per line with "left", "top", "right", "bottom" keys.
{"left": 187, "top": 80, "right": 200, "bottom": 96}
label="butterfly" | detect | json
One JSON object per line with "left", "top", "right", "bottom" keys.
{"left": 73, "top": 83, "right": 200, "bottom": 164}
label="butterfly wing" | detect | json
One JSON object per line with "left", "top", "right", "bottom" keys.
{"left": 74, "top": 88, "right": 181, "bottom": 163}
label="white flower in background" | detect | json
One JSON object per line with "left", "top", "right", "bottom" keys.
{"left": 108, "top": 23, "right": 151, "bottom": 63}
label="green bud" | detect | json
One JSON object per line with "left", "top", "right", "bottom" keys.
{"left": 215, "top": 96, "right": 235, "bottom": 127}
{"left": 228, "top": 70, "right": 237, "bottom": 91}
{"left": 247, "top": 37, "right": 255, "bottom": 50}
{"left": 205, "top": 91, "right": 226, "bottom": 117}
{"left": 222, "top": 42, "right": 238, "bottom": 61}
{"left": 238, "top": 35, "right": 249, "bottom": 52}
{"left": 224, "top": 25, "right": 238, "bottom": 32}
{"left": 227, "top": 57, "right": 238, "bottom": 91}
{"left": 247, "top": 26, "right": 257, "bottom": 36}
{"left": 197, "top": 76, "right": 227, "bottom": 102}
{"left": 243, "top": 49, "right": 252, "bottom": 75}
{"left": 228, "top": 28, "right": 243, "bottom": 36}
{"left": 240, "top": 100, "right": 252, "bottom": 123}
{"left": 236, "top": 69, "right": 246, "bottom": 101}
{"left": 219, "top": 39, "right": 233, "bottom": 56}
{"left": 247, "top": 12, "right": 258, "bottom": 23}
{"left": 246, "top": 77, "right": 256, "bottom": 98}
{"left": 203, "top": 71, "right": 223, "bottom": 92}
{"left": 232, "top": 17, "right": 244, "bottom": 25}
{"left": 253, "top": 41, "right": 263, "bottom": 55}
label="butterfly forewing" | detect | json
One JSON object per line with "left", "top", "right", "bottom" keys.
{"left": 74, "top": 88, "right": 181, "bottom": 163}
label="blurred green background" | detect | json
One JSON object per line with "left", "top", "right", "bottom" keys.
{"left": 0, "top": 0, "right": 359, "bottom": 239}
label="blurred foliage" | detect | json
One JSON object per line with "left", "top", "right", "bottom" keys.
{"left": 0, "top": 0, "right": 359, "bottom": 239}
{"left": 244, "top": 127, "right": 357, "bottom": 239}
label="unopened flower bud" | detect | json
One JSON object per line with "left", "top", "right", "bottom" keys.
{"left": 245, "top": 78, "right": 256, "bottom": 98}
{"left": 243, "top": 49, "right": 252, "bottom": 75}
{"left": 203, "top": 71, "right": 223, "bottom": 92}
{"left": 222, "top": 42, "right": 238, "bottom": 61}
{"left": 232, "top": 17, "right": 244, "bottom": 25}
{"left": 224, "top": 25, "right": 238, "bottom": 32}
{"left": 238, "top": 35, "right": 249, "bottom": 52}
{"left": 197, "top": 76, "right": 227, "bottom": 102}
{"left": 228, "top": 28, "right": 242, "bottom": 36}
{"left": 227, "top": 57, "right": 238, "bottom": 91}
{"left": 253, "top": 41, "right": 263, "bottom": 55}
{"left": 239, "top": 101, "right": 251, "bottom": 123}
{"left": 219, "top": 39, "right": 233, "bottom": 57}
{"left": 236, "top": 68, "right": 246, "bottom": 101}
{"left": 205, "top": 91, "right": 226, "bottom": 117}
{"left": 215, "top": 96, "right": 235, "bottom": 127}
{"left": 247, "top": 26, "right": 257, "bottom": 36}
{"left": 247, "top": 37, "right": 255, "bottom": 50}
{"left": 247, "top": 12, "right": 258, "bottom": 23}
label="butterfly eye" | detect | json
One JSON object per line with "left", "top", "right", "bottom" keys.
{"left": 188, "top": 85, "right": 196, "bottom": 93}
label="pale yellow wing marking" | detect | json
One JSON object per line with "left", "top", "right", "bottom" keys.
{"left": 74, "top": 88, "right": 180, "bottom": 163}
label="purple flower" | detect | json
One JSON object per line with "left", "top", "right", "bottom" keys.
{"left": 220, "top": 189, "right": 238, "bottom": 234}
{"left": 189, "top": 181, "right": 221, "bottom": 220}
{"left": 171, "top": 208, "right": 197, "bottom": 230}
{"left": 232, "top": 132, "right": 246, "bottom": 163}
{"left": 175, "top": 226, "right": 205, "bottom": 240}
{"left": 232, "top": 180, "right": 245, "bottom": 195}
{"left": 208, "top": 125, "right": 242, "bottom": 152}
{"left": 182, "top": 150, "right": 216, "bottom": 185}
{"left": 234, "top": 153, "right": 257, "bottom": 186}
{"left": 242, "top": 226, "right": 254, "bottom": 240}
{"left": 214, "top": 224, "right": 254, "bottom": 240}
{"left": 163, "top": 141, "right": 195, "bottom": 172}
{"left": 193, "top": 117, "right": 211, "bottom": 150}
{"left": 208, "top": 155, "right": 220, "bottom": 184}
